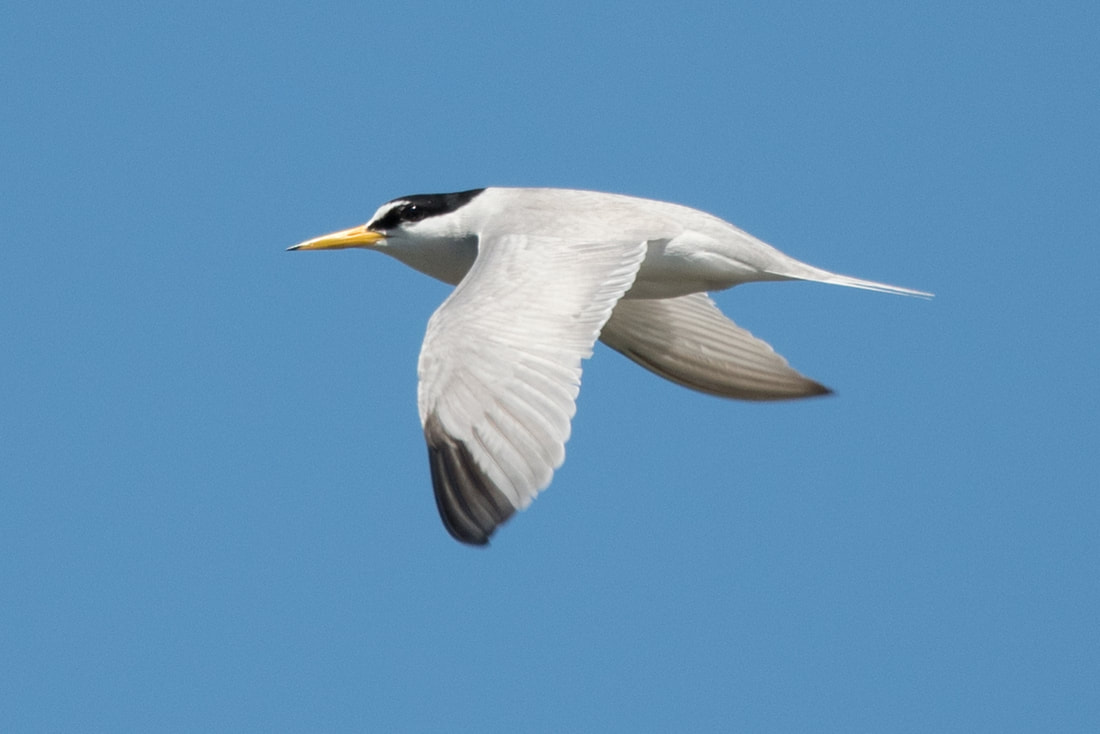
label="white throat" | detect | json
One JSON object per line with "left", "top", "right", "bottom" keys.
{"left": 379, "top": 235, "right": 479, "bottom": 286}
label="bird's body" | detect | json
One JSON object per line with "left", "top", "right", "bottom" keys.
{"left": 369, "top": 188, "right": 913, "bottom": 298}
{"left": 291, "top": 187, "right": 929, "bottom": 545}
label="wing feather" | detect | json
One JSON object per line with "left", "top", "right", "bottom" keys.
{"left": 600, "top": 293, "right": 830, "bottom": 400}
{"left": 418, "top": 233, "right": 647, "bottom": 544}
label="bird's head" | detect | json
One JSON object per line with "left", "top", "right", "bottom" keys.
{"left": 288, "top": 188, "right": 486, "bottom": 253}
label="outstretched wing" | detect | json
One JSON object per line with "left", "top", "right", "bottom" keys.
{"left": 418, "top": 233, "right": 648, "bottom": 545}
{"left": 600, "top": 293, "right": 830, "bottom": 400}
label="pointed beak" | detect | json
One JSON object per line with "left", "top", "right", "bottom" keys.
{"left": 287, "top": 225, "right": 386, "bottom": 251}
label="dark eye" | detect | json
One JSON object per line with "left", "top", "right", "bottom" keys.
{"left": 402, "top": 203, "right": 426, "bottom": 222}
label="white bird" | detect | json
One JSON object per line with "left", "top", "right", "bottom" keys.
{"left": 290, "top": 187, "right": 929, "bottom": 545}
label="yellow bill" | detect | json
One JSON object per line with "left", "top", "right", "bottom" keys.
{"left": 288, "top": 225, "right": 385, "bottom": 251}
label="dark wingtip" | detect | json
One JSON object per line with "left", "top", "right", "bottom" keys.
{"left": 424, "top": 413, "right": 516, "bottom": 546}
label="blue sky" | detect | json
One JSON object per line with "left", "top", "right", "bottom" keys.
{"left": 2, "top": 2, "right": 1097, "bottom": 731}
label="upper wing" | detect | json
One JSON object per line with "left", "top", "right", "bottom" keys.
{"left": 599, "top": 293, "right": 830, "bottom": 400}
{"left": 418, "top": 233, "right": 648, "bottom": 545}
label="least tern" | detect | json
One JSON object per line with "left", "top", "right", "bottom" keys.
{"left": 290, "top": 187, "right": 930, "bottom": 545}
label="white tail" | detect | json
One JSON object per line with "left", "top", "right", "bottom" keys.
{"left": 811, "top": 272, "right": 933, "bottom": 298}
{"left": 770, "top": 262, "right": 933, "bottom": 299}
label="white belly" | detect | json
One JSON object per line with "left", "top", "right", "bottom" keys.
{"left": 626, "top": 235, "right": 786, "bottom": 299}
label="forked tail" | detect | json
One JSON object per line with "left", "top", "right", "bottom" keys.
{"left": 812, "top": 272, "right": 932, "bottom": 298}
{"left": 771, "top": 262, "right": 933, "bottom": 298}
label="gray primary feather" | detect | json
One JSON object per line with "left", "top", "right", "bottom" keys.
{"left": 424, "top": 413, "right": 514, "bottom": 546}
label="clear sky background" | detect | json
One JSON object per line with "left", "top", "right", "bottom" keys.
{"left": 2, "top": 2, "right": 1097, "bottom": 732}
